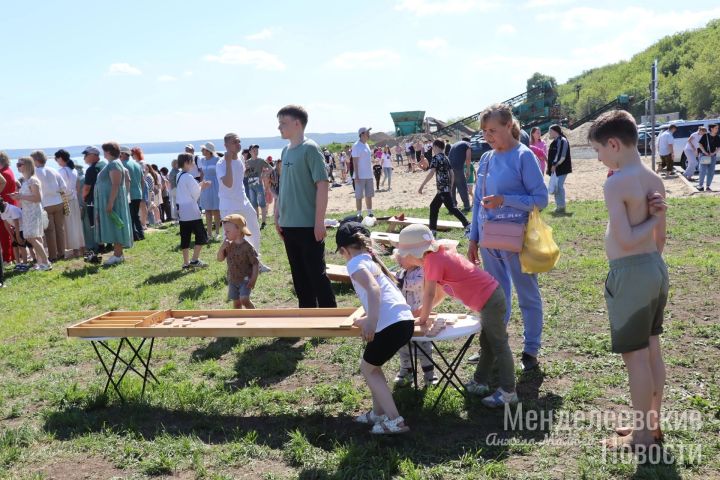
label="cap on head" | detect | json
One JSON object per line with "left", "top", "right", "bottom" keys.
{"left": 119, "top": 146, "right": 132, "bottom": 155}
{"left": 185, "top": 144, "right": 195, "bottom": 151}
{"left": 222, "top": 214, "right": 252, "bottom": 236}
{"left": 335, "top": 221, "right": 370, "bottom": 252}
{"left": 82, "top": 146, "right": 100, "bottom": 156}
{"left": 358, "top": 127, "right": 372, "bottom": 136}
{"left": 396, "top": 224, "right": 438, "bottom": 259}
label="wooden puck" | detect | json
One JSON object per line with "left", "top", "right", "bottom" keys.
{"left": 183, "top": 316, "right": 192, "bottom": 321}
{"left": 190, "top": 317, "right": 200, "bottom": 322}
{"left": 182, "top": 324, "right": 190, "bottom": 328}
{"left": 236, "top": 321, "right": 246, "bottom": 326}
{"left": 457, "top": 314, "right": 467, "bottom": 319}
{"left": 199, "top": 315, "right": 208, "bottom": 320}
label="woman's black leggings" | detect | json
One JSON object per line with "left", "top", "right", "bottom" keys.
{"left": 429, "top": 192, "right": 469, "bottom": 231}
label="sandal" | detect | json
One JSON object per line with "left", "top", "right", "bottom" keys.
{"left": 354, "top": 410, "right": 387, "bottom": 425}
{"left": 371, "top": 416, "right": 410, "bottom": 435}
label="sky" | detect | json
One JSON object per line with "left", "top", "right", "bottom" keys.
{"left": 2, "top": 0, "right": 719, "bottom": 149}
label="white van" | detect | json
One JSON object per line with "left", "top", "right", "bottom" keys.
{"left": 659, "top": 119, "right": 720, "bottom": 169}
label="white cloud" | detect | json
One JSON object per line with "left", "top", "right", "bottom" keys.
{"left": 183, "top": 71, "right": 193, "bottom": 77}
{"left": 204, "top": 45, "right": 286, "bottom": 71}
{"left": 496, "top": 24, "right": 516, "bottom": 34}
{"left": 157, "top": 75, "right": 177, "bottom": 82}
{"left": 417, "top": 37, "right": 448, "bottom": 53}
{"left": 107, "top": 63, "right": 142, "bottom": 76}
{"left": 329, "top": 50, "right": 400, "bottom": 70}
{"left": 395, "top": 0, "right": 495, "bottom": 16}
{"left": 523, "top": 0, "right": 573, "bottom": 8}
{"left": 246, "top": 28, "right": 274, "bottom": 41}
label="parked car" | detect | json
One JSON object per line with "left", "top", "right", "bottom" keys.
{"left": 637, "top": 130, "right": 654, "bottom": 155}
{"left": 469, "top": 135, "right": 492, "bottom": 161}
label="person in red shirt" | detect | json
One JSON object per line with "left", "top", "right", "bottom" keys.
{"left": 0, "top": 152, "right": 17, "bottom": 264}
{"left": 395, "top": 223, "right": 517, "bottom": 408}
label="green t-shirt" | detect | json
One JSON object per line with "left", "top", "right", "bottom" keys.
{"left": 278, "top": 138, "right": 329, "bottom": 228}
{"left": 245, "top": 157, "right": 271, "bottom": 179}
{"left": 121, "top": 158, "right": 144, "bottom": 201}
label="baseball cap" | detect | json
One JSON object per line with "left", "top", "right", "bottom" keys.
{"left": 335, "top": 221, "right": 370, "bottom": 252}
{"left": 222, "top": 214, "right": 252, "bottom": 236}
{"left": 358, "top": 127, "right": 372, "bottom": 135}
{"left": 395, "top": 224, "right": 438, "bottom": 259}
{"left": 249, "top": 144, "right": 260, "bottom": 150}
{"left": 82, "top": 146, "right": 100, "bottom": 156}
{"left": 119, "top": 146, "right": 131, "bottom": 155}
{"left": 200, "top": 142, "right": 216, "bottom": 153}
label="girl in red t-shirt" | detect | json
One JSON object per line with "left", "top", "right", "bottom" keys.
{"left": 395, "top": 223, "right": 518, "bottom": 407}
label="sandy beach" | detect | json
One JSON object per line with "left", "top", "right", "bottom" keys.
{"left": 324, "top": 148, "right": 701, "bottom": 214}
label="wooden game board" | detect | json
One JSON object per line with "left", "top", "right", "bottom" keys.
{"left": 386, "top": 216, "right": 464, "bottom": 232}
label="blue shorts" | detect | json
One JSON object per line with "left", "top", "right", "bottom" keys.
{"left": 228, "top": 279, "right": 251, "bottom": 300}
{"left": 247, "top": 181, "right": 266, "bottom": 209}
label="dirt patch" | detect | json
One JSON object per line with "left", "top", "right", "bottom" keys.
{"left": 28, "top": 456, "right": 126, "bottom": 479}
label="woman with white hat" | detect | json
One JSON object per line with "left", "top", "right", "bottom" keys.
{"left": 199, "top": 142, "right": 221, "bottom": 240}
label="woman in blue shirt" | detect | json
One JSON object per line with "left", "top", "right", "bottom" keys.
{"left": 468, "top": 104, "right": 549, "bottom": 372}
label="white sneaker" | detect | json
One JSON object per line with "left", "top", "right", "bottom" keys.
{"left": 259, "top": 263, "right": 272, "bottom": 273}
{"left": 188, "top": 259, "right": 208, "bottom": 268}
{"left": 36, "top": 263, "right": 53, "bottom": 271}
{"left": 103, "top": 255, "right": 124, "bottom": 266}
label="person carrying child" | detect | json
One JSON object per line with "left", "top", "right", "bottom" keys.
{"left": 217, "top": 214, "right": 259, "bottom": 309}
{"left": 336, "top": 221, "right": 414, "bottom": 434}
{"left": 395, "top": 223, "right": 517, "bottom": 407}
{"left": 176, "top": 153, "right": 211, "bottom": 269}
{"left": 418, "top": 139, "right": 470, "bottom": 237}
{"left": 392, "top": 250, "right": 440, "bottom": 387}
{"left": 0, "top": 200, "right": 30, "bottom": 271}
{"left": 588, "top": 110, "right": 668, "bottom": 450}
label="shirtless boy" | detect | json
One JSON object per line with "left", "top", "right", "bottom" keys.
{"left": 588, "top": 110, "right": 669, "bottom": 450}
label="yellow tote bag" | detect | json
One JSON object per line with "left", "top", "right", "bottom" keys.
{"left": 520, "top": 208, "right": 560, "bottom": 274}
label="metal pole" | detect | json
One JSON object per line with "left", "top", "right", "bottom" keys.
{"left": 650, "top": 59, "right": 658, "bottom": 171}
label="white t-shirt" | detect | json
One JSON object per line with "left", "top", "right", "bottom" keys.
{"left": 35, "top": 166, "right": 67, "bottom": 207}
{"left": 188, "top": 155, "right": 201, "bottom": 178}
{"left": 1, "top": 203, "right": 22, "bottom": 222}
{"left": 685, "top": 131, "right": 703, "bottom": 153}
{"left": 347, "top": 253, "right": 413, "bottom": 333}
{"left": 216, "top": 157, "right": 249, "bottom": 212}
{"left": 382, "top": 153, "right": 393, "bottom": 168}
{"left": 351, "top": 140, "right": 373, "bottom": 179}
{"left": 59, "top": 166, "right": 79, "bottom": 200}
{"left": 657, "top": 130, "right": 674, "bottom": 156}
{"left": 175, "top": 171, "right": 202, "bottom": 221}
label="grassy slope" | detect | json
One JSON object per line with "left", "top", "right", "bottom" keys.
{"left": 0, "top": 197, "right": 719, "bottom": 479}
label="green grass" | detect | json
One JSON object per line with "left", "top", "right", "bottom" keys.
{"left": 1, "top": 197, "right": 719, "bottom": 479}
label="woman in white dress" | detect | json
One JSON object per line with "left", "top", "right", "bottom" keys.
{"left": 55, "top": 149, "right": 85, "bottom": 258}
{"left": 8, "top": 157, "right": 51, "bottom": 270}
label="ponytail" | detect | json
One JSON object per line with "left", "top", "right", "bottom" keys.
{"left": 511, "top": 120, "right": 521, "bottom": 140}
{"left": 353, "top": 233, "right": 398, "bottom": 286}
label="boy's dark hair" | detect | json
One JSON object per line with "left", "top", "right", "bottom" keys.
{"left": 587, "top": 110, "right": 638, "bottom": 147}
{"left": 462, "top": 137, "right": 471, "bottom": 142}
{"left": 101, "top": 142, "right": 121, "bottom": 158}
{"left": 177, "top": 153, "right": 194, "bottom": 169}
{"left": 433, "top": 139, "right": 446, "bottom": 150}
{"left": 277, "top": 104, "right": 309, "bottom": 128}
{"left": 668, "top": 124, "right": 678, "bottom": 132}
{"left": 160, "top": 167, "right": 168, "bottom": 174}
{"left": 708, "top": 123, "right": 719, "bottom": 131}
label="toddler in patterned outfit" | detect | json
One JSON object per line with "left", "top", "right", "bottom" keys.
{"left": 393, "top": 251, "right": 438, "bottom": 386}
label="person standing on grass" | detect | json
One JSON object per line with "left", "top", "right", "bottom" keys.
{"left": 54, "top": 149, "right": 85, "bottom": 258}
{"left": 547, "top": 125, "right": 572, "bottom": 214}
{"left": 656, "top": 125, "right": 676, "bottom": 175}
{"left": 217, "top": 214, "right": 258, "bottom": 309}
{"left": 0, "top": 152, "right": 18, "bottom": 266}
{"left": 176, "top": 153, "right": 210, "bottom": 269}
{"left": 418, "top": 139, "right": 470, "bottom": 237}
{"left": 245, "top": 144, "right": 271, "bottom": 229}
{"left": 275, "top": 104, "right": 336, "bottom": 309}
{"left": 9, "top": 157, "right": 51, "bottom": 270}
{"left": 168, "top": 159, "right": 180, "bottom": 221}
{"left": 218, "top": 133, "right": 270, "bottom": 273}
{"left": 120, "top": 146, "right": 145, "bottom": 241}
{"left": 336, "top": 222, "right": 412, "bottom": 434}
{"left": 529, "top": 127, "right": 548, "bottom": 174}
{"left": 468, "top": 104, "right": 548, "bottom": 372}
{"left": 198, "top": 142, "right": 221, "bottom": 239}
{"left": 448, "top": 137, "right": 472, "bottom": 213}
{"left": 351, "top": 127, "right": 375, "bottom": 217}
{"left": 588, "top": 109, "right": 668, "bottom": 450}
{"left": 31, "top": 150, "right": 67, "bottom": 262}
{"left": 94, "top": 142, "right": 133, "bottom": 266}
{"left": 81, "top": 146, "right": 106, "bottom": 252}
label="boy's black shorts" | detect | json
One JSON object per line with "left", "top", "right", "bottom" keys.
{"left": 179, "top": 219, "right": 207, "bottom": 249}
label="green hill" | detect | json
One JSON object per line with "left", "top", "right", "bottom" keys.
{"left": 557, "top": 19, "right": 720, "bottom": 121}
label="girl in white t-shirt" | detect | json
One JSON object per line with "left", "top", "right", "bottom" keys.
{"left": 336, "top": 221, "right": 413, "bottom": 435}
{"left": 381, "top": 146, "right": 393, "bottom": 190}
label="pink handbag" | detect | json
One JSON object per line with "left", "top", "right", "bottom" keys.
{"left": 479, "top": 158, "right": 526, "bottom": 253}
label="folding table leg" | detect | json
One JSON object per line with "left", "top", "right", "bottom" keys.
{"left": 90, "top": 337, "right": 159, "bottom": 402}
{"left": 91, "top": 339, "right": 126, "bottom": 402}
{"left": 407, "top": 341, "right": 419, "bottom": 392}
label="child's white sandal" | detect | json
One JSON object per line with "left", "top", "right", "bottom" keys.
{"left": 370, "top": 416, "right": 410, "bottom": 434}
{"left": 354, "top": 410, "right": 387, "bottom": 425}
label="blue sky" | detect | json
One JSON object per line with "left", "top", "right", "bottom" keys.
{"left": 2, "top": 0, "right": 718, "bottom": 148}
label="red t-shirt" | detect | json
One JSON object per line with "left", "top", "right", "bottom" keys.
{"left": 0, "top": 166, "right": 17, "bottom": 206}
{"left": 423, "top": 246, "right": 499, "bottom": 312}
